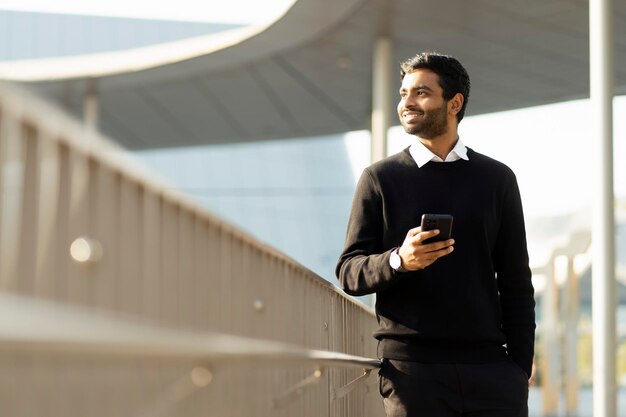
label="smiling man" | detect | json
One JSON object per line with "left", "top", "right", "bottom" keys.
{"left": 336, "top": 52, "right": 535, "bottom": 417}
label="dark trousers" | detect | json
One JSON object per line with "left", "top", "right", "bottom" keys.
{"left": 378, "top": 358, "right": 529, "bottom": 417}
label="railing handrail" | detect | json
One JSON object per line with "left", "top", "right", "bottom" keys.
{"left": 0, "top": 292, "right": 381, "bottom": 370}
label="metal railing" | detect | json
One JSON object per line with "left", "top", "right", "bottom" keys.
{"left": 0, "top": 81, "right": 383, "bottom": 417}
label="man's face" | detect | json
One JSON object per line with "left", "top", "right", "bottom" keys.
{"left": 397, "top": 69, "right": 449, "bottom": 139}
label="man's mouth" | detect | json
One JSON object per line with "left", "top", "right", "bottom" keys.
{"left": 402, "top": 111, "right": 423, "bottom": 122}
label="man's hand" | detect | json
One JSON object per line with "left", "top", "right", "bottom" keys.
{"left": 397, "top": 227, "right": 455, "bottom": 271}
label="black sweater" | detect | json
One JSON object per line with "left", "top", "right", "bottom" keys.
{"left": 336, "top": 147, "right": 535, "bottom": 376}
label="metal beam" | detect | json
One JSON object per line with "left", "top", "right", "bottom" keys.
{"left": 590, "top": 0, "right": 616, "bottom": 414}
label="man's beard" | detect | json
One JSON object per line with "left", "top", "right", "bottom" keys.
{"left": 401, "top": 103, "right": 448, "bottom": 139}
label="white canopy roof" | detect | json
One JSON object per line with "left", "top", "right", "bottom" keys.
{"left": 2, "top": 0, "right": 625, "bottom": 149}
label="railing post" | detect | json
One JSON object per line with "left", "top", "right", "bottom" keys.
{"left": 0, "top": 108, "right": 24, "bottom": 288}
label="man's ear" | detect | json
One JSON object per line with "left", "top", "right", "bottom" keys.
{"left": 448, "top": 93, "right": 464, "bottom": 115}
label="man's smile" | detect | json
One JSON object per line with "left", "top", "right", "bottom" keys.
{"left": 402, "top": 111, "right": 423, "bottom": 122}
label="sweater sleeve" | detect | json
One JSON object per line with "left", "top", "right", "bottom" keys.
{"left": 335, "top": 169, "right": 402, "bottom": 296}
{"left": 494, "top": 173, "right": 536, "bottom": 377}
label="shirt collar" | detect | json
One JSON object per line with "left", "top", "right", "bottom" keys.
{"left": 409, "top": 138, "right": 469, "bottom": 168}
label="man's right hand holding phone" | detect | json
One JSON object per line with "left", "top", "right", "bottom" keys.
{"left": 396, "top": 226, "right": 455, "bottom": 271}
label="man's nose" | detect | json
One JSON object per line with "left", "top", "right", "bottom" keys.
{"left": 403, "top": 94, "right": 417, "bottom": 109}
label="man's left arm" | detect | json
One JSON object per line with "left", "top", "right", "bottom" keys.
{"left": 494, "top": 173, "right": 536, "bottom": 378}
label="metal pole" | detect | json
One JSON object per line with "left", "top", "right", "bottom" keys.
{"left": 542, "top": 257, "right": 560, "bottom": 416}
{"left": 84, "top": 78, "right": 99, "bottom": 132}
{"left": 590, "top": 0, "right": 616, "bottom": 414}
{"left": 371, "top": 37, "right": 393, "bottom": 163}
{"left": 564, "top": 257, "right": 579, "bottom": 417}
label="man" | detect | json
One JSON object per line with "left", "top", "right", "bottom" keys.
{"left": 336, "top": 52, "right": 535, "bottom": 417}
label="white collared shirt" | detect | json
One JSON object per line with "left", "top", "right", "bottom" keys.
{"left": 409, "top": 138, "right": 469, "bottom": 168}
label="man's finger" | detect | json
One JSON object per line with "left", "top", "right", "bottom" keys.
{"left": 431, "top": 245, "right": 454, "bottom": 258}
{"left": 415, "top": 229, "right": 440, "bottom": 242}
{"left": 421, "top": 239, "right": 455, "bottom": 252}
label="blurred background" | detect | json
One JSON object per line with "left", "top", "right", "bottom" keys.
{"left": 0, "top": 0, "right": 625, "bottom": 415}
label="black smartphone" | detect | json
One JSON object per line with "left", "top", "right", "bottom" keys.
{"left": 420, "top": 214, "right": 453, "bottom": 243}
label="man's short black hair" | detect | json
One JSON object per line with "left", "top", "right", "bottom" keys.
{"left": 400, "top": 52, "right": 471, "bottom": 123}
